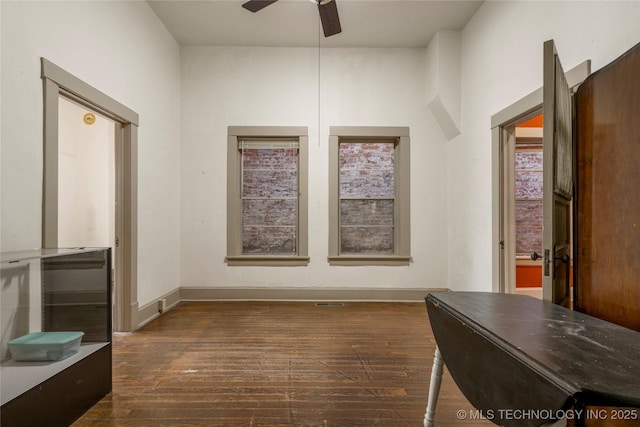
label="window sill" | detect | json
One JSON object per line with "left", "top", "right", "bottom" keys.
{"left": 225, "top": 256, "right": 310, "bottom": 267}
{"left": 327, "top": 255, "right": 412, "bottom": 266}
{"left": 516, "top": 257, "right": 542, "bottom": 266}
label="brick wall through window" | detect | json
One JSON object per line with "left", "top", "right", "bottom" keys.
{"left": 339, "top": 142, "right": 395, "bottom": 254}
{"left": 241, "top": 147, "right": 298, "bottom": 255}
{"left": 515, "top": 147, "right": 543, "bottom": 255}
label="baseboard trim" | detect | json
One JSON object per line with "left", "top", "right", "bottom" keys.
{"left": 180, "top": 287, "right": 446, "bottom": 303}
{"left": 136, "top": 286, "right": 448, "bottom": 330}
{"left": 136, "top": 288, "right": 181, "bottom": 329}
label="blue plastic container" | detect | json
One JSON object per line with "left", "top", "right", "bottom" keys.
{"left": 8, "top": 332, "right": 84, "bottom": 361}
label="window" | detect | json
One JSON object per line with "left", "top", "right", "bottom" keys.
{"left": 515, "top": 136, "right": 543, "bottom": 257}
{"left": 226, "top": 126, "right": 308, "bottom": 266}
{"left": 328, "top": 127, "right": 410, "bottom": 266}
{"left": 339, "top": 141, "right": 395, "bottom": 254}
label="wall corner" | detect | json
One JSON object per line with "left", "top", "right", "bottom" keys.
{"left": 425, "top": 30, "right": 461, "bottom": 140}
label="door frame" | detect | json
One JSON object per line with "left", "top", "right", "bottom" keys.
{"left": 491, "top": 59, "right": 591, "bottom": 295}
{"left": 496, "top": 110, "right": 543, "bottom": 295}
{"left": 41, "top": 58, "right": 139, "bottom": 332}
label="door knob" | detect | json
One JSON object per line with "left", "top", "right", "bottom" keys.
{"left": 531, "top": 251, "right": 550, "bottom": 276}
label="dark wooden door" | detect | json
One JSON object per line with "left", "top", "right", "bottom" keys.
{"left": 574, "top": 42, "right": 640, "bottom": 332}
{"left": 542, "top": 40, "right": 573, "bottom": 307}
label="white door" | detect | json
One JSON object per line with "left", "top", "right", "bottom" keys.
{"left": 541, "top": 40, "right": 572, "bottom": 306}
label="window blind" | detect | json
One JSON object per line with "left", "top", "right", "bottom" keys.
{"left": 239, "top": 138, "right": 299, "bottom": 150}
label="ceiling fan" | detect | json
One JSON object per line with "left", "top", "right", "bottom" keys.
{"left": 242, "top": 0, "right": 342, "bottom": 37}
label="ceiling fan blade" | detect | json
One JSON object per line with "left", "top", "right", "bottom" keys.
{"left": 242, "top": 0, "right": 278, "bottom": 13}
{"left": 318, "top": 0, "right": 342, "bottom": 37}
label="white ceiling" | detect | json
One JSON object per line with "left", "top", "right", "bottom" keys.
{"left": 147, "top": 0, "right": 484, "bottom": 48}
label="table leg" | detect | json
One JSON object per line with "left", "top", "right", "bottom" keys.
{"left": 424, "top": 345, "right": 444, "bottom": 427}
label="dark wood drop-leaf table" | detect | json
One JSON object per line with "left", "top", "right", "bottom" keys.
{"left": 423, "top": 292, "right": 640, "bottom": 427}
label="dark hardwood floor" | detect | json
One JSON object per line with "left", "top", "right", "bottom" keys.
{"left": 73, "top": 301, "right": 490, "bottom": 426}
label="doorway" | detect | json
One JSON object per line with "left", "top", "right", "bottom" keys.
{"left": 57, "top": 96, "right": 119, "bottom": 324}
{"left": 41, "top": 58, "right": 139, "bottom": 332}
{"left": 57, "top": 96, "right": 116, "bottom": 250}
{"left": 504, "top": 113, "right": 544, "bottom": 298}
{"left": 491, "top": 58, "right": 590, "bottom": 298}
{"left": 498, "top": 108, "right": 574, "bottom": 300}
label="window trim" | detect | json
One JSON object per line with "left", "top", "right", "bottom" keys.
{"left": 226, "top": 126, "right": 309, "bottom": 266}
{"left": 328, "top": 126, "right": 411, "bottom": 266}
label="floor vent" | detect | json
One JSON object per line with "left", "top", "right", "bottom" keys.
{"left": 314, "top": 302, "right": 345, "bottom": 307}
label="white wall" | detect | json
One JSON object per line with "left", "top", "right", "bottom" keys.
{"left": 425, "top": 31, "right": 462, "bottom": 140}
{"left": 450, "top": 1, "right": 640, "bottom": 292}
{"left": 181, "top": 46, "right": 449, "bottom": 290}
{"left": 5, "top": 0, "right": 637, "bottom": 304}
{"left": 0, "top": 259, "right": 42, "bottom": 361}
{"left": 58, "top": 97, "right": 115, "bottom": 249}
{"left": 0, "top": 1, "right": 182, "bottom": 306}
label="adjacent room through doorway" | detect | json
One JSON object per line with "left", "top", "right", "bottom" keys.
{"left": 501, "top": 111, "right": 575, "bottom": 301}
{"left": 57, "top": 96, "right": 116, "bottom": 251}
{"left": 512, "top": 113, "right": 544, "bottom": 298}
